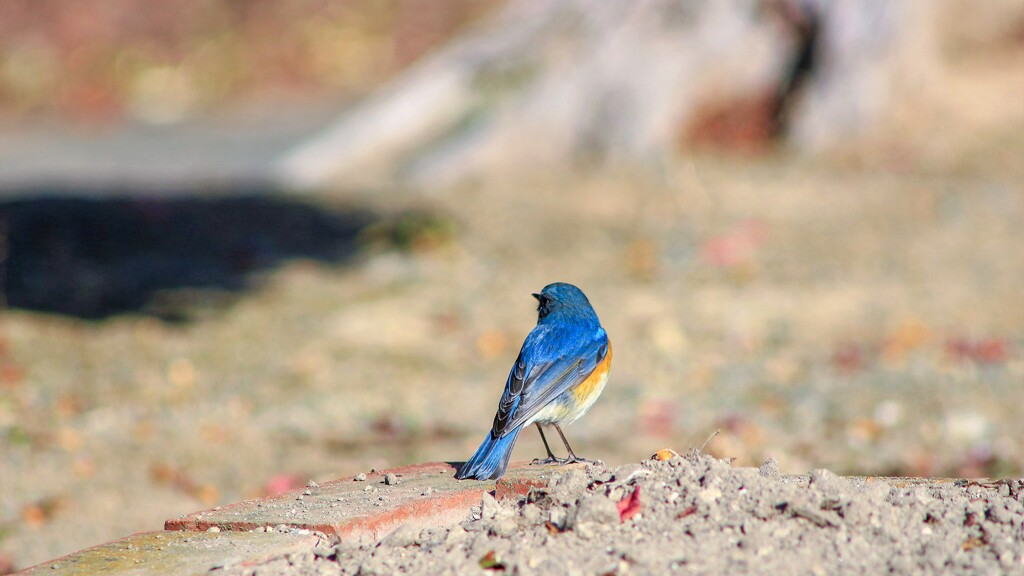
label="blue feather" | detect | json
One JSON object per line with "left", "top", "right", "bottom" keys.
{"left": 455, "top": 427, "right": 522, "bottom": 480}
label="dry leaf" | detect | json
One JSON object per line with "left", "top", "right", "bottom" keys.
{"left": 617, "top": 485, "right": 642, "bottom": 522}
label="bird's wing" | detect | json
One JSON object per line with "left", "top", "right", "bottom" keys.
{"left": 490, "top": 324, "right": 609, "bottom": 437}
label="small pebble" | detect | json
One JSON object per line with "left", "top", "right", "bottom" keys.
{"left": 384, "top": 473, "right": 400, "bottom": 485}
{"left": 759, "top": 457, "right": 780, "bottom": 478}
{"left": 313, "top": 544, "right": 337, "bottom": 559}
{"left": 490, "top": 516, "right": 517, "bottom": 537}
{"left": 355, "top": 473, "right": 367, "bottom": 482}
{"left": 207, "top": 526, "right": 221, "bottom": 533}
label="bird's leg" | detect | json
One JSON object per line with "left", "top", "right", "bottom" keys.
{"left": 531, "top": 423, "right": 567, "bottom": 465}
{"left": 554, "top": 424, "right": 599, "bottom": 465}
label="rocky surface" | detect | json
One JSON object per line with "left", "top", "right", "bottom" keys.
{"left": 3, "top": 156, "right": 1023, "bottom": 570}
{"left": 224, "top": 454, "right": 1024, "bottom": 575}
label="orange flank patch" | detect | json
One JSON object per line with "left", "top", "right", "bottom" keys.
{"left": 573, "top": 340, "right": 613, "bottom": 405}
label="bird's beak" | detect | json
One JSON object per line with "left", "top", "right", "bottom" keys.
{"left": 532, "top": 293, "right": 541, "bottom": 300}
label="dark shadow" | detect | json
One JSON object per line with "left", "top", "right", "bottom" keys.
{"left": 0, "top": 186, "right": 379, "bottom": 322}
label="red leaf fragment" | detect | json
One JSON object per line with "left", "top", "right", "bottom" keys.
{"left": 946, "top": 338, "right": 1010, "bottom": 364}
{"left": 263, "top": 473, "right": 305, "bottom": 496}
{"left": 676, "top": 505, "right": 698, "bottom": 519}
{"left": 479, "top": 550, "right": 506, "bottom": 571}
{"left": 617, "top": 485, "right": 642, "bottom": 523}
{"left": 700, "top": 219, "right": 767, "bottom": 268}
{"left": 831, "top": 343, "right": 865, "bottom": 373}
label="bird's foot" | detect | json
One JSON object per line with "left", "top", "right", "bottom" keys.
{"left": 563, "top": 455, "right": 601, "bottom": 466}
{"left": 532, "top": 455, "right": 601, "bottom": 467}
{"left": 531, "top": 456, "right": 568, "bottom": 465}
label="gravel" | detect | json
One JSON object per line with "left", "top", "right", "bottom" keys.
{"left": 3, "top": 145, "right": 1022, "bottom": 570}
{"left": 224, "top": 453, "right": 1024, "bottom": 575}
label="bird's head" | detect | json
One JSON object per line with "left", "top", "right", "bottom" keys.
{"left": 532, "top": 282, "right": 596, "bottom": 322}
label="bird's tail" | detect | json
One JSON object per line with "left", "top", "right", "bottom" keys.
{"left": 455, "top": 428, "right": 521, "bottom": 480}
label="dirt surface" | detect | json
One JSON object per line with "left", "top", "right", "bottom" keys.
{"left": 220, "top": 454, "right": 1024, "bottom": 575}
{"left": 2, "top": 149, "right": 1024, "bottom": 569}
{"left": 2, "top": 20, "right": 1024, "bottom": 574}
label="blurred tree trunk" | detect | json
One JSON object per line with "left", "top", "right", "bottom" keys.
{"left": 277, "top": 0, "right": 938, "bottom": 189}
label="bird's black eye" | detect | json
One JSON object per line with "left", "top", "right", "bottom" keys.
{"left": 535, "top": 294, "right": 549, "bottom": 316}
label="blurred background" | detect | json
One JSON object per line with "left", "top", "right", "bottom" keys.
{"left": 0, "top": 0, "right": 1022, "bottom": 570}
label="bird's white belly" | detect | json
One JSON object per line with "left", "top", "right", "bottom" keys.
{"left": 524, "top": 369, "right": 609, "bottom": 426}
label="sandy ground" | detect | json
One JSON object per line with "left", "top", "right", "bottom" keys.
{"left": 222, "top": 453, "right": 1024, "bottom": 575}
{"left": 2, "top": 50, "right": 1023, "bottom": 572}
{"left": 0, "top": 42, "right": 1019, "bottom": 569}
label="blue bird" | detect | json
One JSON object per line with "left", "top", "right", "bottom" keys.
{"left": 455, "top": 282, "right": 612, "bottom": 480}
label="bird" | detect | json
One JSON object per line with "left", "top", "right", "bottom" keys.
{"left": 455, "top": 282, "right": 612, "bottom": 480}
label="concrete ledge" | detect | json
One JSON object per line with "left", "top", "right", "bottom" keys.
{"left": 165, "top": 461, "right": 580, "bottom": 542}
{"left": 16, "top": 530, "right": 324, "bottom": 576}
